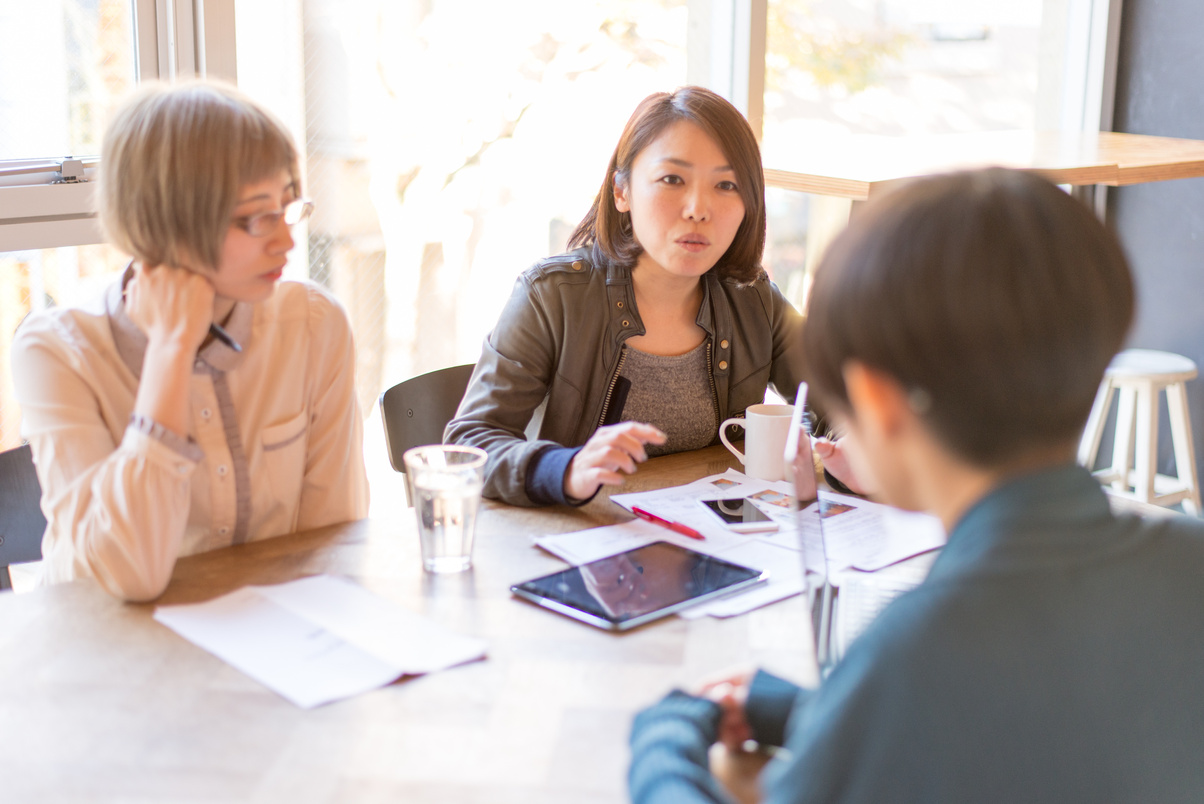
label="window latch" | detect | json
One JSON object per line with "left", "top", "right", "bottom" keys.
{"left": 53, "top": 158, "right": 88, "bottom": 184}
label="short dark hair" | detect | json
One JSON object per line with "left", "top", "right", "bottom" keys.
{"left": 568, "top": 86, "right": 766, "bottom": 283}
{"left": 802, "top": 168, "right": 1134, "bottom": 467}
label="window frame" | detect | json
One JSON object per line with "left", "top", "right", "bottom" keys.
{"left": 0, "top": 0, "right": 237, "bottom": 253}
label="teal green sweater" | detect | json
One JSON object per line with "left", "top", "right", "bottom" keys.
{"left": 630, "top": 465, "right": 1204, "bottom": 803}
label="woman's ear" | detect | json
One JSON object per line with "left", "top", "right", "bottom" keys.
{"left": 613, "top": 173, "right": 631, "bottom": 213}
{"left": 842, "top": 361, "right": 911, "bottom": 440}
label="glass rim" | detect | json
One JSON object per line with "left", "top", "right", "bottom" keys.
{"left": 403, "top": 444, "right": 487, "bottom": 470}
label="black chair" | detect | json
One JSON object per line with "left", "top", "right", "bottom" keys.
{"left": 0, "top": 444, "right": 47, "bottom": 591}
{"left": 379, "top": 363, "right": 476, "bottom": 504}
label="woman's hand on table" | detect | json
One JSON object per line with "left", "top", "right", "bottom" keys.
{"left": 814, "top": 436, "right": 872, "bottom": 496}
{"left": 125, "top": 262, "right": 215, "bottom": 355}
{"left": 564, "top": 422, "right": 667, "bottom": 501}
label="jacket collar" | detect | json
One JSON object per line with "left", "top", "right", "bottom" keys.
{"left": 106, "top": 264, "right": 253, "bottom": 379}
{"left": 925, "top": 464, "right": 1117, "bottom": 583}
{"left": 600, "top": 251, "right": 723, "bottom": 338}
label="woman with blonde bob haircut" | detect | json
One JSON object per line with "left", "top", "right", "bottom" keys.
{"left": 12, "top": 81, "right": 368, "bottom": 601}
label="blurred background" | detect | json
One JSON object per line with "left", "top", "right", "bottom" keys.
{"left": 1, "top": 0, "right": 1075, "bottom": 513}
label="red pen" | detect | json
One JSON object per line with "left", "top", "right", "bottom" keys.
{"left": 631, "top": 506, "right": 706, "bottom": 540}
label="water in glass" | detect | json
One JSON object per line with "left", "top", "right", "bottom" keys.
{"left": 413, "top": 472, "right": 482, "bottom": 573}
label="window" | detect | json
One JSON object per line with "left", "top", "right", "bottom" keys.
{"left": 746, "top": 0, "right": 1121, "bottom": 305}
{"left": 0, "top": 0, "right": 1121, "bottom": 463}
{"left": 234, "top": 0, "right": 689, "bottom": 510}
{"left": 0, "top": 0, "right": 137, "bottom": 449}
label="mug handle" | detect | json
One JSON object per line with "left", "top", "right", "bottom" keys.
{"left": 718, "top": 417, "right": 746, "bottom": 465}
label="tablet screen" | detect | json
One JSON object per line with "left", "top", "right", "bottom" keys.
{"left": 511, "top": 541, "right": 766, "bottom": 631}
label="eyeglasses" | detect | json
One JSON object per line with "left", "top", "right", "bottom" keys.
{"left": 231, "top": 197, "right": 314, "bottom": 236}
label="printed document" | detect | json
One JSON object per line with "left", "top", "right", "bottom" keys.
{"left": 154, "top": 575, "right": 488, "bottom": 708}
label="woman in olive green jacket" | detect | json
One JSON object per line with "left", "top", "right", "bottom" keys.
{"left": 447, "top": 86, "right": 835, "bottom": 507}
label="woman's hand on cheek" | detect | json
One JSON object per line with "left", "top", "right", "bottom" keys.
{"left": 125, "top": 263, "right": 216, "bottom": 354}
{"left": 564, "top": 422, "right": 667, "bottom": 501}
{"left": 814, "top": 436, "right": 871, "bottom": 496}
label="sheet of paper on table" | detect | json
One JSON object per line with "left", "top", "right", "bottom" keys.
{"left": 811, "top": 491, "right": 947, "bottom": 572}
{"left": 153, "top": 574, "right": 488, "bottom": 709}
{"left": 535, "top": 470, "right": 946, "bottom": 619}
{"left": 830, "top": 553, "right": 939, "bottom": 660}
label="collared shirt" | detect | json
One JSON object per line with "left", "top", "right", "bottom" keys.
{"left": 11, "top": 275, "right": 369, "bottom": 601}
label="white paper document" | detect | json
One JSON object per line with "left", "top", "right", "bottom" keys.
{"left": 154, "top": 575, "right": 488, "bottom": 708}
{"left": 831, "top": 552, "right": 939, "bottom": 659}
{"left": 815, "top": 492, "right": 946, "bottom": 571}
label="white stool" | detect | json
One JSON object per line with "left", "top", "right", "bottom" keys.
{"left": 1079, "top": 349, "right": 1201, "bottom": 514}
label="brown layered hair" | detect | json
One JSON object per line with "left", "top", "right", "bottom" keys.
{"left": 568, "top": 86, "right": 766, "bottom": 283}
{"left": 100, "top": 80, "right": 299, "bottom": 273}
{"left": 802, "top": 168, "right": 1134, "bottom": 466}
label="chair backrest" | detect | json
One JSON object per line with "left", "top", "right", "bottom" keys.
{"left": 379, "top": 363, "right": 476, "bottom": 474}
{"left": 0, "top": 444, "right": 47, "bottom": 591}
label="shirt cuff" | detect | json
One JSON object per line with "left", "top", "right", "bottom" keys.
{"left": 631, "top": 689, "right": 723, "bottom": 748}
{"left": 127, "top": 414, "right": 204, "bottom": 463}
{"left": 526, "top": 445, "right": 597, "bottom": 506}
{"left": 745, "top": 669, "right": 805, "bottom": 748}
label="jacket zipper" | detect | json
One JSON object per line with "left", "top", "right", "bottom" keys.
{"left": 705, "top": 339, "right": 721, "bottom": 424}
{"left": 597, "top": 346, "right": 629, "bottom": 427}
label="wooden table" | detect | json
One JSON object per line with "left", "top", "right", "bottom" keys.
{"left": 0, "top": 445, "right": 816, "bottom": 804}
{"left": 763, "top": 130, "right": 1204, "bottom": 201}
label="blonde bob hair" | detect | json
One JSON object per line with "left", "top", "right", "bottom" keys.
{"left": 100, "top": 80, "right": 299, "bottom": 272}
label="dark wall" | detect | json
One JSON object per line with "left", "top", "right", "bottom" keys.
{"left": 1108, "top": 0, "right": 1204, "bottom": 482}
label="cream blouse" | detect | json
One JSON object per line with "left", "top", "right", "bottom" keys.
{"left": 11, "top": 275, "right": 369, "bottom": 601}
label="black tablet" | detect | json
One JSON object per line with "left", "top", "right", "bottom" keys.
{"left": 510, "top": 541, "right": 767, "bottom": 631}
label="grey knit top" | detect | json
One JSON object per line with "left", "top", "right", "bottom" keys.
{"left": 618, "top": 341, "right": 717, "bottom": 457}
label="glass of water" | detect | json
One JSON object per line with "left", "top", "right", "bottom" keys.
{"left": 403, "top": 445, "right": 487, "bottom": 573}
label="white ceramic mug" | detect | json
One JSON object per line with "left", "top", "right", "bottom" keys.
{"left": 719, "top": 403, "right": 795, "bottom": 481}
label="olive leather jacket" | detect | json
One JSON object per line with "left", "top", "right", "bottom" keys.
{"left": 445, "top": 248, "right": 806, "bottom": 506}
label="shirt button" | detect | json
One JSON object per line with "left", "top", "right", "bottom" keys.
{"left": 201, "top": 408, "right": 212, "bottom": 419}
{"left": 572, "top": 260, "right": 583, "bottom": 271}
{"left": 718, "top": 360, "right": 729, "bottom": 370}
{"left": 219, "top": 526, "right": 230, "bottom": 536}
{"left": 217, "top": 464, "right": 229, "bottom": 476}
{"left": 720, "top": 339, "right": 729, "bottom": 349}
{"left": 616, "top": 301, "right": 624, "bottom": 309}
{"left": 177, "top": 464, "right": 189, "bottom": 475}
